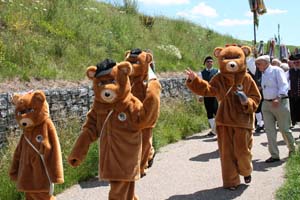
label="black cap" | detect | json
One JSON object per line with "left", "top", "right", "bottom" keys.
{"left": 95, "top": 59, "right": 116, "bottom": 77}
{"left": 203, "top": 56, "right": 213, "bottom": 65}
{"left": 129, "top": 48, "right": 142, "bottom": 58}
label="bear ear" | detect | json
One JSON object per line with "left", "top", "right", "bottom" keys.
{"left": 214, "top": 47, "right": 223, "bottom": 58}
{"left": 241, "top": 46, "right": 252, "bottom": 57}
{"left": 118, "top": 61, "right": 132, "bottom": 75}
{"left": 124, "top": 50, "right": 131, "bottom": 59}
{"left": 33, "top": 90, "right": 46, "bottom": 103}
{"left": 86, "top": 66, "right": 97, "bottom": 80}
{"left": 145, "top": 53, "right": 153, "bottom": 64}
{"left": 11, "top": 93, "right": 21, "bottom": 105}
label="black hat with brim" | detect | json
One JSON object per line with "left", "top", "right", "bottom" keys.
{"left": 129, "top": 48, "right": 142, "bottom": 58}
{"left": 290, "top": 53, "right": 300, "bottom": 60}
{"left": 203, "top": 56, "right": 213, "bottom": 65}
{"left": 95, "top": 59, "right": 116, "bottom": 77}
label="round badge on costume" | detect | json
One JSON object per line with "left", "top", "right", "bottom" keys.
{"left": 118, "top": 112, "right": 127, "bottom": 122}
{"left": 143, "top": 80, "right": 148, "bottom": 86}
{"left": 36, "top": 135, "right": 44, "bottom": 143}
{"left": 237, "top": 84, "right": 243, "bottom": 91}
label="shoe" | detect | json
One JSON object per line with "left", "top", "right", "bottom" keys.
{"left": 244, "top": 175, "right": 251, "bottom": 183}
{"left": 265, "top": 157, "right": 280, "bottom": 163}
{"left": 140, "top": 172, "right": 146, "bottom": 178}
{"left": 205, "top": 132, "right": 215, "bottom": 137}
{"left": 147, "top": 152, "right": 156, "bottom": 169}
{"left": 255, "top": 125, "right": 264, "bottom": 133}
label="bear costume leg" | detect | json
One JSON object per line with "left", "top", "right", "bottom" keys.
{"left": 140, "top": 128, "right": 155, "bottom": 176}
{"left": 109, "top": 181, "right": 138, "bottom": 200}
{"left": 217, "top": 126, "right": 253, "bottom": 188}
{"left": 25, "top": 192, "right": 55, "bottom": 200}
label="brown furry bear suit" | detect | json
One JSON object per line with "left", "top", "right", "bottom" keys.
{"left": 186, "top": 45, "right": 261, "bottom": 189}
{"left": 125, "top": 48, "right": 161, "bottom": 177}
{"left": 9, "top": 90, "right": 64, "bottom": 200}
{"left": 68, "top": 59, "right": 161, "bottom": 200}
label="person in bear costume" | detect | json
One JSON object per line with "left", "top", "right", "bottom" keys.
{"left": 9, "top": 90, "right": 64, "bottom": 200}
{"left": 186, "top": 45, "right": 261, "bottom": 190}
{"left": 68, "top": 59, "right": 161, "bottom": 199}
{"left": 124, "top": 48, "right": 161, "bottom": 177}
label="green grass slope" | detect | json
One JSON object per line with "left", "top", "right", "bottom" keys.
{"left": 0, "top": 0, "right": 243, "bottom": 82}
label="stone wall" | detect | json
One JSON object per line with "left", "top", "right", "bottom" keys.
{"left": 0, "top": 77, "right": 194, "bottom": 147}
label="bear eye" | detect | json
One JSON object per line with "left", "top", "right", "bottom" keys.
{"left": 97, "top": 82, "right": 103, "bottom": 86}
{"left": 17, "top": 108, "right": 34, "bottom": 115}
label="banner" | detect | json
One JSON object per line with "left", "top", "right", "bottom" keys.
{"left": 249, "top": 0, "right": 267, "bottom": 27}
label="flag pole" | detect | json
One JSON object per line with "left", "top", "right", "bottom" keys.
{"left": 252, "top": 0, "right": 257, "bottom": 57}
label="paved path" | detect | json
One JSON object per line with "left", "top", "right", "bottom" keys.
{"left": 57, "top": 125, "right": 300, "bottom": 200}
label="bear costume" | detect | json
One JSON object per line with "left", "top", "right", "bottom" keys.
{"left": 68, "top": 59, "right": 161, "bottom": 199}
{"left": 186, "top": 45, "right": 261, "bottom": 189}
{"left": 125, "top": 48, "right": 161, "bottom": 177}
{"left": 9, "top": 90, "right": 64, "bottom": 200}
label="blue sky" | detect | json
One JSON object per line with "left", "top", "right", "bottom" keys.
{"left": 102, "top": 0, "right": 300, "bottom": 46}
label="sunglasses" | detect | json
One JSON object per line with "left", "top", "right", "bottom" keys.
{"left": 294, "top": 61, "right": 300, "bottom": 64}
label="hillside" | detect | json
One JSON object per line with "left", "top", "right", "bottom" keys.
{"left": 0, "top": 0, "right": 244, "bottom": 83}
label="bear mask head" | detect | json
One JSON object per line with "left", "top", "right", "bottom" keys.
{"left": 86, "top": 60, "right": 133, "bottom": 104}
{"left": 124, "top": 48, "right": 153, "bottom": 77}
{"left": 214, "top": 45, "right": 251, "bottom": 74}
{"left": 12, "top": 90, "right": 49, "bottom": 129}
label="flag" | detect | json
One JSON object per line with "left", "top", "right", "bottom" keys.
{"left": 249, "top": 0, "right": 267, "bottom": 28}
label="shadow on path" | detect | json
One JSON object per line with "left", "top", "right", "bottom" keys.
{"left": 79, "top": 177, "right": 109, "bottom": 189}
{"left": 190, "top": 149, "right": 219, "bottom": 162}
{"left": 252, "top": 159, "right": 286, "bottom": 172}
{"left": 166, "top": 184, "right": 249, "bottom": 200}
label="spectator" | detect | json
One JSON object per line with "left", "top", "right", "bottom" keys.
{"left": 255, "top": 55, "right": 295, "bottom": 162}
{"left": 198, "top": 56, "right": 219, "bottom": 137}
{"left": 247, "top": 56, "right": 264, "bottom": 133}
{"left": 271, "top": 58, "right": 281, "bottom": 67}
{"left": 288, "top": 54, "right": 300, "bottom": 128}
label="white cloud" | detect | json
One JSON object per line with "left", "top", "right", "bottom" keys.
{"left": 245, "top": 8, "right": 287, "bottom": 17}
{"left": 176, "top": 2, "right": 218, "bottom": 19}
{"left": 266, "top": 8, "right": 287, "bottom": 15}
{"left": 191, "top": 2, "right": 218, "bottom": 17}
{"left": 138, "top": 0, "right": 189, "bottom": 5}
{"left": 217, "top": 19, "right": 252, "bottom": 26}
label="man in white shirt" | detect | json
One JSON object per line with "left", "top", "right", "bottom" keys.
{"left": 255, "top": 55, "right": 295, "bottom": 163}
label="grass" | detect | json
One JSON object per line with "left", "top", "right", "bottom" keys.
{"left": 0, "top": 98, "right": 208, "bottom": 200}
{"left": 276, "top": 147, "right": 300, "bottom": 200}
{"left": 0, "top": 0, "right": 243, "bottom": 82}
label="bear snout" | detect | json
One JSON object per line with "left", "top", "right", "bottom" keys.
{"left": 226, "top": 61, "right": 238, "bottom": 72}
{"left": 100, "top": 89, "right": 117, "bottom": 103}
{"left": 19, "top": 118, "right": 34, "bottom": 128}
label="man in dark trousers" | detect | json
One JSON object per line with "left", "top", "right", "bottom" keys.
{"left": 198, "top": 56, "right": 219, "bottom": 137}
{"left": 289, "top": 54, "right": 300, "bottom": 130}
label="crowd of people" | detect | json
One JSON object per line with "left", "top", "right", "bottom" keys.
{"left": 196, "top": 48, "right": 300, "bottom": 163}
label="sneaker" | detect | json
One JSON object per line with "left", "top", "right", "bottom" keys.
{"left": 255, "top": 125, "right": 264, "bottom": 133}
{"left": 205, "top": 131, "right": 215, "bottom": 137}
{"left": 265, "top": 157, "right": 280, "bottom": 163}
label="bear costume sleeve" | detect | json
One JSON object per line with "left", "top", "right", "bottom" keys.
{"left": 136, "top": 79, "right": 161, "bottom": 129}
{"left": 44, "top": 119, "right": 64, "bottom": 184}
{"left": 68, "top": 109, "right": 99, "bottom": 167}
{"left": 9, "top": 135, "right": 23, "bottom": 182}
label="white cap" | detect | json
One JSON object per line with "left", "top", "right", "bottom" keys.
{"left": 272, "top": 58, "right": 281, "bottom": 65}
{"left": 280, "top": 63, "right": 289, "bottom": 72}
{"left": 255, "top": 55, "right": 270, "bottom": 63}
